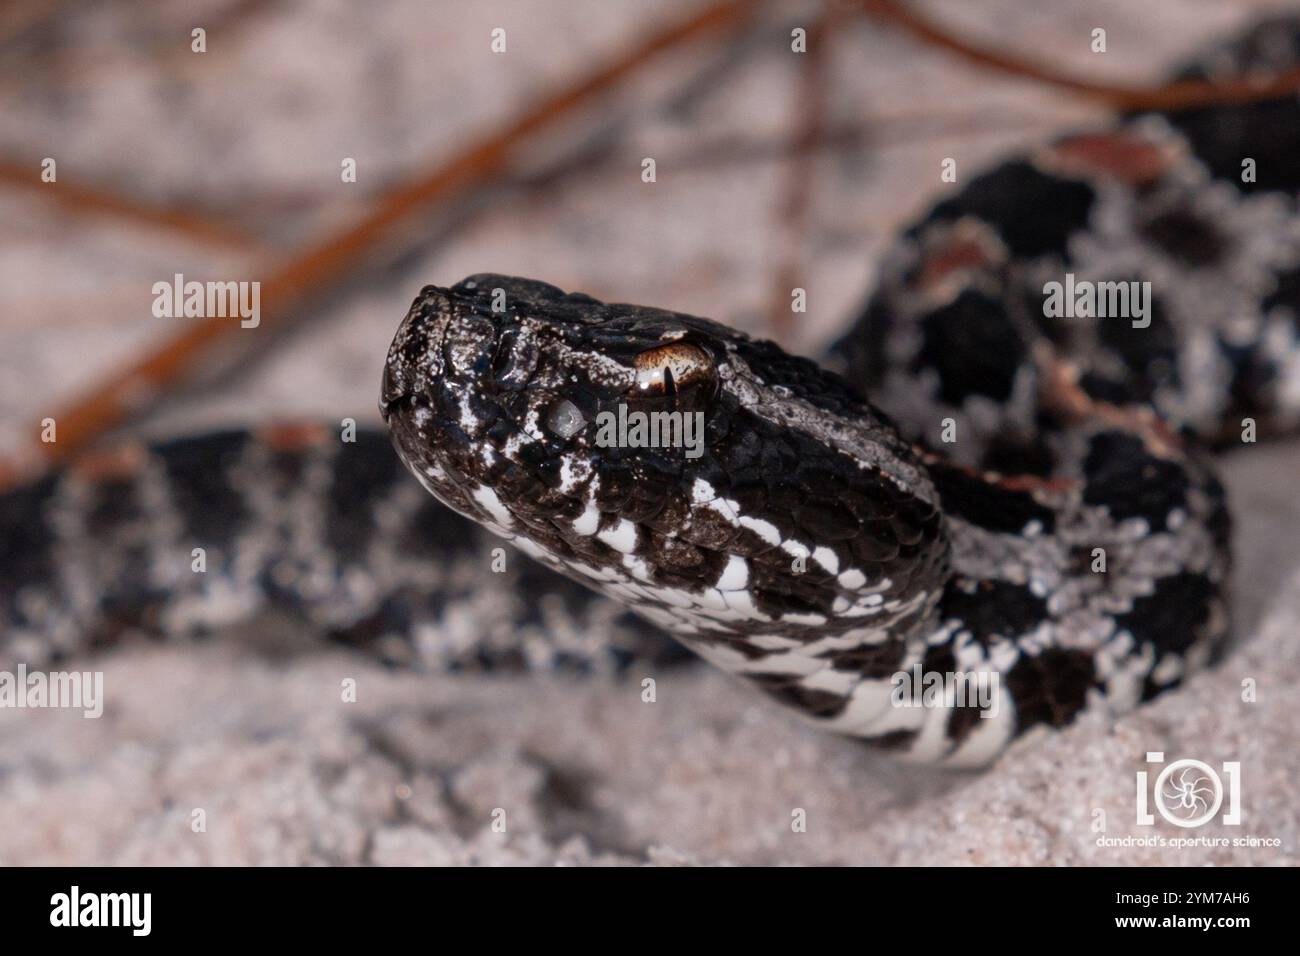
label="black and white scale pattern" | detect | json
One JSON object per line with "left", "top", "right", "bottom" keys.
{"left": 5, "top": 16, "right": 1300, "bottom": 765}
{"left": 0, "top": 427, "right": 677, "bottom": 675}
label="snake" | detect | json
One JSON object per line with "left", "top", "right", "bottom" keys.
{"left": 5, "top": 16, "right": 1300, "bottom": 767}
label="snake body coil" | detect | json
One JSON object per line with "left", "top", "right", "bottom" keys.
{"left": 5, "top": 18, "right": 1300, "bottom": 765}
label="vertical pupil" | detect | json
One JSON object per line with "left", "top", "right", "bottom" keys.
{"left": 632, "top": 343, "right": 713, "bottom": 401}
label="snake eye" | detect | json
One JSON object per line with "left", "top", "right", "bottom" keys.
{"left": 631, "top": 343, "right": 718, "bottom": 410}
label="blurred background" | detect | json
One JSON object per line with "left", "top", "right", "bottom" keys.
{"left": 1, "top": 0, "right": 1276, "bottom": 456}
{"left": 0, "top": 0, "right": 1296, "bottom": 865}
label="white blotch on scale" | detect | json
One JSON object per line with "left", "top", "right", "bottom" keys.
{"left": 812, "top": 546, "right": 839, "bottom": 574}
{"left": 471, "top": 485, "right": 514, "bottom": 527}
{"left": 716, "top": 555, "right": 749, "bottom": 591}
{"left": 597, "top": 519, "right": 638, "bottom": 553}
{"left": 738, "top": 515, "right": 781, "bottom": 546}
{"left": 836, "top": 569, "right": 866, "bottom": 589}
{"left": 571, "top": 501, "right": 601, "bottom": 536}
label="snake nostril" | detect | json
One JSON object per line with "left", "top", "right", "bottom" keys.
{"left": 492, "top": 330, "right": 538, "bottom": 389}
{"left": 379, "top": 362, "right": 408, "bottom": 417}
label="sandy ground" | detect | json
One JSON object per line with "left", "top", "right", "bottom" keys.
{"left": 0, "top": 0, "right": 1296, "bottom": 865}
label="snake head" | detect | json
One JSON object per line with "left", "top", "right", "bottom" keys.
{"left": 380, "top": 275, "right": 732, "bottom": 525}
{"left": 382, "top": 274, "right": 945, "bottom": 653}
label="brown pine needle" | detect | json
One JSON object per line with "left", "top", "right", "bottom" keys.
{"left": 862, "top": 0, "right": 1300, "bottom": 111}
{"left": 0, "top": 159, "right": 262, "bottom": 251}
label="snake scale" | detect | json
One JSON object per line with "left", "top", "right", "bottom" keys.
{"left": 5, "top": 17, "right": 1300, "bottom": 766}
